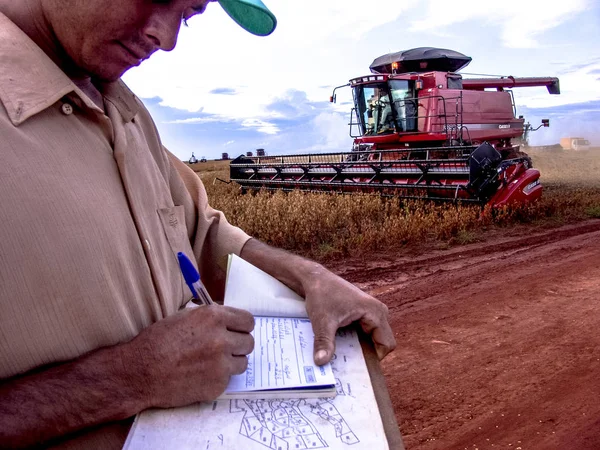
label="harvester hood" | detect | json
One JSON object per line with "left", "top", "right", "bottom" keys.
{"left": 370, "top": 47, "right": 472, "bottom": 74}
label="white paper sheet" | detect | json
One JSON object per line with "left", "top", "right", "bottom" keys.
{"left": 225, "top": 317, "right": 335, "bottom": 394}
{"left": 124, "top": 329, "right": 389, "bottom": 450}
{"left": 124, "top": 255, "right": 389, "bottom": 449}
{"left": 224, "top": 254, "right": 308, "bottom": 318}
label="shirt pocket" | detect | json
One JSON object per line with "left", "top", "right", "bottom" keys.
{"left": 157, "top": 205, "right": 194, "bottom": 307}
{"left": 157, "top": 206, "right": 189, "bottom": 254}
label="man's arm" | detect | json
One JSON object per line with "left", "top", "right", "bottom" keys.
{"left": 240, "top": 239, "right": 396, "bottom": 365}
{"left": 0, "top": 306, "right": 254, "bottom": 448}
{"left": 0, "top": 340, "right": 145, "bottom": 448}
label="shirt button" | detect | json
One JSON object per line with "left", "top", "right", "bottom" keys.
{"left": 61, "top": 103, "right": 74, "bottom": 115}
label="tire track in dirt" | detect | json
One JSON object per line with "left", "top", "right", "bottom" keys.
{"left": 335, "top": 220, "right": 600, "bottom": 289}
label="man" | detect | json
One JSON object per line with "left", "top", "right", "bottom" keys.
{"left": 0, "top": 0, "right": 396, "bottom": 447}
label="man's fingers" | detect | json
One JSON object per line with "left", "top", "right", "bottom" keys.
{"left": 228, "top": 331, "right": 255, "bottom": 356}
{"left": 219, "top": 306, "right": 255, "bottom": 333}
{"left": 230, "top": 355, "right": 249, "bottom": 375}
{"left": 360, "top": 304, "right": 396, "bottom": 360}
{"left": 371, "top": 325, "right": 396, "bottom": 360}
{"left": 312, "top": 319, "right": 338, "bottom": 366}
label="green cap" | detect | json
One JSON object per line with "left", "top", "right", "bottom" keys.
{"left": 218, "top": 0, "right": 277, "bottom": 36}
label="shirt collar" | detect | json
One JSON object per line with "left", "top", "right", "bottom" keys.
{"left": 99, "top": 80, "right": 141, "bottom": 123}
{"left": 0, "top": 12, "right": 140, "bottom": 126}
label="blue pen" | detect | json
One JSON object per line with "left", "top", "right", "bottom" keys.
{"left": 177, "top": 252, "right": 214, "bottom": 305}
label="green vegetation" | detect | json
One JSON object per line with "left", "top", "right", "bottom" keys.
{"left": 586, "top": 205, "right": 600, "bottom": 218}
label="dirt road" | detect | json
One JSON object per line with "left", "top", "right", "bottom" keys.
{"left": 332, "top": 220, "right": 600, "bottom": 450}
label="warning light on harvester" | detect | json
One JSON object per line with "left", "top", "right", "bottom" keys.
{"left": 391, "top": 61, "right": 399, "bottom": 73}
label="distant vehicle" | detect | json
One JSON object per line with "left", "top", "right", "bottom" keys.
{"left": 188, "top": 152, "right": 198, "bottom": 164}
{"left": 256, "top": 148, "right": 266, "bottom": 157}
{"left": 560, "top": 137, "right": 591, "bottom": 151}
{"left": 246, "top": 151, "right": 253, "bottom": 157}
{"left": 200, "top": 156, "right": 207, "bottom": 162}
{"left": 222, "top": 153, "right": 230, "bottom": 160}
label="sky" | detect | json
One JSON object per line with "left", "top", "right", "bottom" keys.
{"left": 123, "top": 0, "right": 600, "bottom": 161}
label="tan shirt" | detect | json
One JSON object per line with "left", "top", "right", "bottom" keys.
{"left": 0, "top": 12, "right": 250, "bottom": 448}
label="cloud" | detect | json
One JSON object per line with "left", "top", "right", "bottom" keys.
{"left": 123, "top": 0, "right": 595, "bottom": 126}
{"left": 165, "top": 116, "right": 230, "bottom": 124}
{"left": 122, "top": 1, "right": 412, "bottom": 117}
{"left": 263, "top": 0, "right": 412, "bottom": 44}
{"left": 554, "top": 59, "right": 600, "bottom": 75}
{"left": 513, "top": 62, "right": 600, "bottom": 108}
{"left": 265, "top": 90, "right": 330, "bottom": 119}
{"left": 241, "top": 119, "right": 279, "bottom": 135}
{"left": 518, "top": 100, "right": 600, "bottom": 145}
{"left": 307, "top": 112, "right": 353, "bottom": 152}
{"left": 209, "top": 88, "right": 237, "bottom": 95}
{"left": 124, "top": 0, "right": 598, "bottom": 159}
{"left": 520, "top": 99, "right": 600, "bottom": 115}
{"left": 409, "top": 0, "right": 590, "bottom": 48}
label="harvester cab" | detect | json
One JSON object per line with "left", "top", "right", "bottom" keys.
{"left": 353, "top": 80, "right": 417, "bottom": 136}
{"left": 230, "top": 47, "right": 560, "bottom": 208}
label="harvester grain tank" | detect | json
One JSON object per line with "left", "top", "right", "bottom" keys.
{"left": 230, "top": 48, "right": 560, "bottom": 207}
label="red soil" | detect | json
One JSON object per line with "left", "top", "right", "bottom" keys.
{"left": 333, "top": 220, "right": 600, "bottom": 450}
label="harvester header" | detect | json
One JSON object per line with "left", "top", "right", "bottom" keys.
{"left": 230, "top": 47, "right": 559, "bottom": 208}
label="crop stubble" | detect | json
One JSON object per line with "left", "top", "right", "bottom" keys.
{"left": 189, "top": 148, "right": 600, "bottom": 261}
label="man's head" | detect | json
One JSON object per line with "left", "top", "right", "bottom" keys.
{"left": 39, "top": 0, "right": 275, "bottom": 82}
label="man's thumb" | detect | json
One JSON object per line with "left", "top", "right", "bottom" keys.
{"left": 313, "top": 322, "right": 337, "bottom": 366}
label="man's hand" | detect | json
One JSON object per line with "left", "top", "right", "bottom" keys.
{"left": 0, "top": 305, "right": 254, "bottom": 448}
{"left": 303, "top": 270, "right": 395, "bottom": 365}
{"left": 240, "top": 239, "right": 396, "bottom": 366}
{"left": 126, "top": 305, "right": 255, "bottom": 408}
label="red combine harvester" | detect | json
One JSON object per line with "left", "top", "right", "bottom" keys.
{"left": 230, "top": 48, "right": 560, "bottom": 207}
